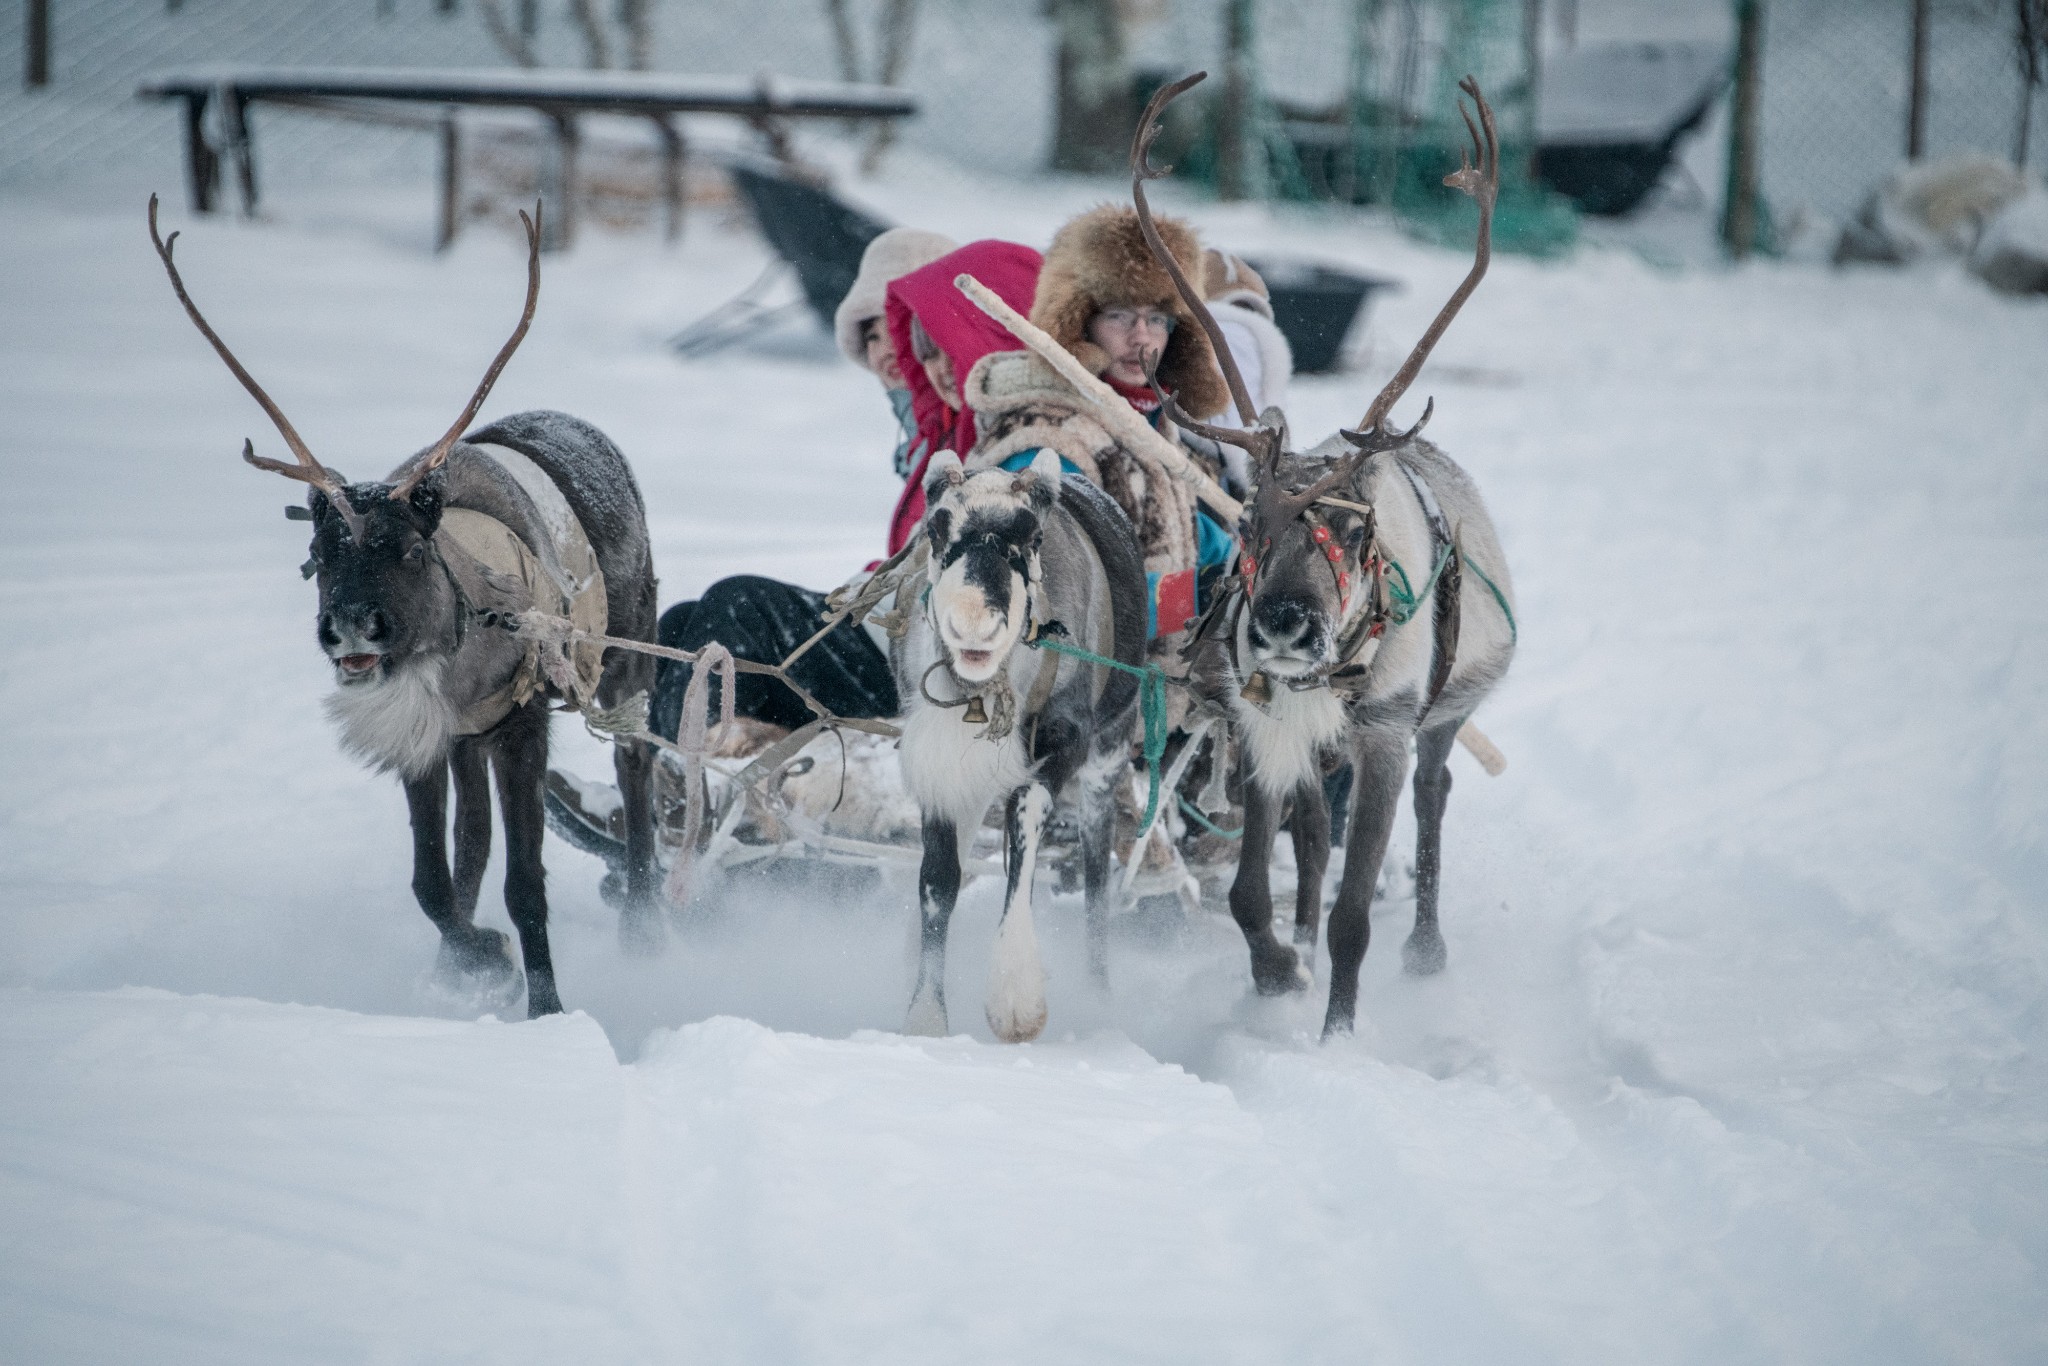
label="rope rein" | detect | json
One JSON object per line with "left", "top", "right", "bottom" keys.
{"left": 1023, "top": 632, "right": 1171, "bottom": 832}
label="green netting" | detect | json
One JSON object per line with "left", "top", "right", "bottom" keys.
{"left": 1164, "top": 0, "right": 1577, "bottom": 258}
{"left": 1367, "top": 0, "right": 1577, "bottom": 256}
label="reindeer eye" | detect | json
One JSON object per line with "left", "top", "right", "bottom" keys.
{"left": 406, "top": 542, "right": 427, "bottom": 563}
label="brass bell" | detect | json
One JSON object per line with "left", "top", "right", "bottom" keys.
{"left": 962, "top": 694, "right": 989, "bottom": 725}
{"left": 1239, "top": 673, "right": 1273, "bottom": 707}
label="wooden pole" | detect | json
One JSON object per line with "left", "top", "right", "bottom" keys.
{"left": 1523, "top": 0, "right": 1544, "bottom": 179}
{"left": 181, "top": 92, "right": 219, "bottom": 212}
{"left": 1907, "top": 0, "right": 1930, "bottom": 160}
{"left": 652, "top": 115, "right": 685, "bottom": 245}
{"left": 1216, "top": 0, "right": 1255, "bottom": 200}
{"left": 2014, "top": 0, "right": 2041, "bottom": 169}
{"left": 224, "top": 89, "right": 258, "bottom": 217}
{"left": 1721, "top": 0, "right": 1764, "bottom": 259}
{"left": 436, "top": 110, "right": 461, "bottom": 252}
{"left": 25, "top": 0, "right": 50, "bottom": 89}
{"left": 539, "top": 110, "right": 578, "bottom": 252}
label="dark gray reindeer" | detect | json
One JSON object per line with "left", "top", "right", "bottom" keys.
{"left": 894, "top": 450, "right": 1147, "bottom": 1042}
{"left": 148, "top": 197, "right": 661, "bottom": 1017}
{"left": 1134, "top": 76, "right": 1518, "bottom": 1037}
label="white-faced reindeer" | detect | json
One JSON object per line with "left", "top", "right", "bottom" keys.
{"left": 1135, "top": 77, "right": 1518, "bottom": 1037}
{"left": 148, "top": 198, "right": 662, "bottom": 1018}
{"left": 893, "top": 450, "right": 1148, "bottom": 1042}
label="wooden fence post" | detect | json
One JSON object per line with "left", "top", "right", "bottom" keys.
{"left": 26, "top": 0, "right": 51, "bottom": 89}
{"left": 437, "top": 111, "right": 461, "bottom": 252}
{"left": 1907, "top": 0, "right": 1930, "bottom": 160}
{"left": 1720, "top": 0, "right": 1765, "bottom": 259}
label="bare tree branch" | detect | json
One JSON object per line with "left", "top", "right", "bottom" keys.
{"left": 477, "top": 0, "right": 538, "bottom": 67}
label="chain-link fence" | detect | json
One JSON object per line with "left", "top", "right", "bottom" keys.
{"left": 1752, "top": 0, "right": 2048, "bottom": 241}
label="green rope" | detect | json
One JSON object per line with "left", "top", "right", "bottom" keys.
{"left": 1027, "top": 635, "right": 1171, "bottom": 833}
{"left": 1384, "top": 545, "right": 1516, "bottom": 643}
{"left": 1382, "top": 543, "right": 1454, "bottom": 626}
{"left": 1178, "top": 795, "right": 1242, "bottom": 840}
{"left": 1464, "top": 557, "right": 1518, "bottom": 643}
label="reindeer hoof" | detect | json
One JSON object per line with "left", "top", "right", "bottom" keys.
{"left": 618, "top": 905, "right": 668, "bottom": 958}
{"left": 904, "top": 994, "right": 949, "bottom": 1037}
{"left": 436, "top": 927, "right": 515, "bottom": 984}
{"left": 1402, "top": 927, "right": 1447, "bottom": 976}
{"left": 986, "top": 998, "right": 1048, "bottom": 1044}
{"left": 525, "top": 972, "right": 564, "bottom": 1018}
{"left": 1250, "top": 939, "right": 1310, "bottom": 996}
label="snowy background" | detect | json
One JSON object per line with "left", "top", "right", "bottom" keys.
{"left": 4, "top": 2, "right": 2048, "bottom": 1363}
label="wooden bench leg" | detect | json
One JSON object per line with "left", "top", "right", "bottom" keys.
{"left": 182, "top": 92, "right": 219, "bottom": 214}
{"left": 437, "top": 110, "right": 461, "bottom": 252}
{"left": 539, "top": 110, "right": 577, "bottom": 252}
{"left": 221, "top": 87, "right": 257, "bottom": 217}
{"left": 652, "top": 114, "right": 685, "bottom": 245}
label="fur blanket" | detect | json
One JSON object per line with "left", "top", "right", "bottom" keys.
{"left": 961, "top": 350, "right": 1197, "bottom": 583}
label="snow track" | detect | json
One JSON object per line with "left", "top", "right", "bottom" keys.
{"left": 1, "top": 147, "right": 2044, "bottom": 1361}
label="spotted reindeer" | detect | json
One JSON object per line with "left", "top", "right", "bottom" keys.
{"left": 892, "top": 450, "right": 1148, "bottom": 1042}
{"left": 1133, "top": 76, "right": 1519, "bottom": 1037}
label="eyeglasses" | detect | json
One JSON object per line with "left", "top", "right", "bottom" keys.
{"left": 1095, "top": 306, "right": 1176, "bottom": 335}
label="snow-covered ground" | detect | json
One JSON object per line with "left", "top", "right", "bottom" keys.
{"left": 2, "top": 136, "right": 2045, "bottom": 1363}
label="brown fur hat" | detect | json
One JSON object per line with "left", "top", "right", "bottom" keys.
{"left": 1029, "top": 204, "right": 1229, "bottom": 421}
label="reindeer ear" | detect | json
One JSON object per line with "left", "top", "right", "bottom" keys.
{"left": 404, "top": 468, "right": 446, "bottom": 534}
{"left": 923, "top": 449, "right": 964, "bottom": 499}
{"left": 1025, "top": 448, "right": 1062, "bottom": 508}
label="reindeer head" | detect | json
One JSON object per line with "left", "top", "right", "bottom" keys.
{"left": 148, "top": 196, "right": 541, "bottom": 689}
{"left": 303, "top": 474, "right": 455, "bottom": 683}
{"left": 1127, "top": 73, "right": 1498, "bottom": 684}
{"left": 920, "top": 449, "right": 1061, "bottom": 684}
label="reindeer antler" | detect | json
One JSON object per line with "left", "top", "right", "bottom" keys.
{"left": 148, "top": 193, "right": 366, "bottom": 541}
{"left": 1130, "top": 73, "right": 1287, "bottom": 478}
{"left": 388, "top": 203, "right": 543, "bottom": 501}
{"left": 1343, "top": 76, "right": 1498, "bottom": 454}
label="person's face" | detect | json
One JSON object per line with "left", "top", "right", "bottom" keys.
{"left": 1086, "top": 305, "right": 1175, "bottom": 386}
{"left": 921, "top": 349, "right": 960, "bottom": 409}
{"left": 862, "top": 318, "right": 905, "bottom": 390}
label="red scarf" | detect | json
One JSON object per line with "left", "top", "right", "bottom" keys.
{"left": 1102, "top": 373, "right": 1163, "bottom": 417}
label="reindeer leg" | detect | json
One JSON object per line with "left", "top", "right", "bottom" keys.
{"left": 442, "top": 737, "right": 515, "bottom": 984}
{"left": 450, "top": 737, "right": 493, "bottom": 919}
{"left": 905, "top": 814, "right": 961, "bottom": 1036}
{"left": 987, "top": 782, "right": 1052, "bottom": 1043}
{"left": 407, "top": 758, "right": 513, "bottom": 986}
{"left": 1229, "top": 780, "right": 1309, "bottom": 995}
{"left": 1077, "top": 748, "right": 1122, "bottom": 992}
{"left": 491, "top": 705, "right": 563, "bottom": 1018}
{"left": 1289, "top": 772, "right": 1332, "bottom": 963}
{"left": 612, "top": 735, "right": 663, "bottom": 955}
{"left": 1404, "top": 722, "right": 1458, "bottom": 976}
{"left": 1323, "top": 727, "right": 1409, "bottom": 1037}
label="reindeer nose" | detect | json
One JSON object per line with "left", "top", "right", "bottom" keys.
{"left": 358, "top": 607, "right": 390, "bottom": 642}
{"left": 1252, "top": 596, "right": 1310, "bottom": 648}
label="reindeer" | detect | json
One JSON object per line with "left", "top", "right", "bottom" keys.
{"left": 893, "top": 449, "right": 1148, "bottom": 1042}
{"left": 147, "top": 197, "right": 662, "bottom": 1018}
{"left": 1132, "top": 77, "right": 1518, "bottom": 1037}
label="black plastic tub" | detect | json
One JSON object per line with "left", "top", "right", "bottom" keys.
{"left": 1246, "top": 259, "right": 1396, "bottom": 374}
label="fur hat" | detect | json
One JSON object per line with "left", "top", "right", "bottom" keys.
{"left": 1201, "top": 249, "right": 1275, "bottom": 321}
{"left": 834, "top": 227, "right": 959, "bottom": 368}
{"left": 1029, "top": 205, "right": 1229, "bottom": 421}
